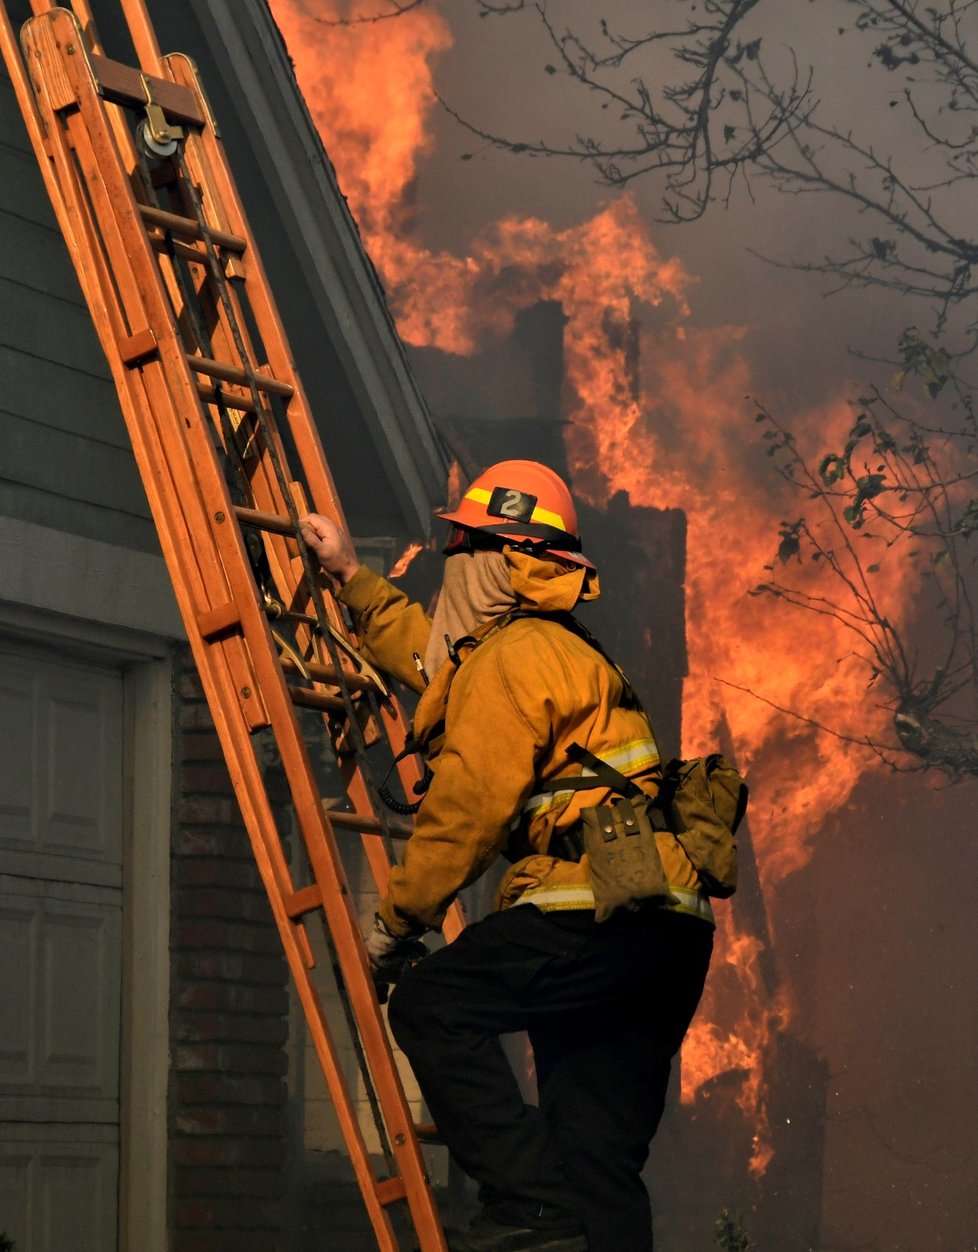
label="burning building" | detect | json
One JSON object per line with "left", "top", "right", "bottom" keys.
{"left": 268, "top": 3, "right": 978, "bottom": 1250}
{"left": 2, "top": 1, "right": 977, "bottom": 1250}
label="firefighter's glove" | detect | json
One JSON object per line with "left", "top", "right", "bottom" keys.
{"left": 365, "top": 913, "right": 428, "bottom": 1001}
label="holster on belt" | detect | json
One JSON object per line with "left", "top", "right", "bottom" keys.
{"left": 580, "top": 793, "right": 675, "bottom": 922}
{"left": 542, "top": 743, "right": 676, "bottom": 922}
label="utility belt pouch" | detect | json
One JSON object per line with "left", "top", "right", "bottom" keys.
{"left": 582, "top": 793, "right": 676, "bottom": 923}
{"left": 652, "top": 755, "right": 746, "bottom": 898}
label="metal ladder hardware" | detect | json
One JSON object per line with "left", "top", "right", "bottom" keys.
{"left": 0, "top": 3, "right": 459, "bottom": 1248}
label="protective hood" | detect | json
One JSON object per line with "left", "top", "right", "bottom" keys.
{"left": 504, "top": 548, "right": 601, "bottom": 612}
{"left": 423, "top": 547, "right": 600, "bottom": 677}
{"left": 423, "top": 549, "right": 516, "bottom": 677}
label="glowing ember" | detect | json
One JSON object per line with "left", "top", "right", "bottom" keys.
{"left": 268, "top": 0, "right": 914, "bottom": 1174}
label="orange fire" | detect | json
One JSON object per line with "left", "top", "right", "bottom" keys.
{"left": 681, "top": 928, "right": 786, "bottom": 1177}
{"left": 269, "top": 0, "right": 916, "bottom": 1174}
{"left": 388, "top": 540, "right": 424, "bottom": 579}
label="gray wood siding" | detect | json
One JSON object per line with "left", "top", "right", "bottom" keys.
{"left": 2, "top": 0, "right": 447, "bottom": 556}
{"left": 0, "top": 72, "right": 157, "bottom": 553}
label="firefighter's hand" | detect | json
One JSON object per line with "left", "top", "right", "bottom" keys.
{"left": 365, "top": 913, "right": 428, "bottom": 1000}
{"left": 299, "top": 513, "right": 360, "bottom": 584}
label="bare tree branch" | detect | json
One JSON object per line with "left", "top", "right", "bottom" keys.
{"left": 751, "top": 367, "right": 978, "bottom": 777}
{"left": 309, "top": 0, "right": 426, "bottom": 27}
{"left": 449, "top": 2, "right": 978, "bottom": 329}
{"left": 443, "top": 0, "right": 803, "bottom": 221}
{"left": 715, "top": 678, "right": 916, "bottom": 768}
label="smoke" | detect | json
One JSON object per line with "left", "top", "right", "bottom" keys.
{"left": 268, "top": 0, "right": 978, "bottom": 1216}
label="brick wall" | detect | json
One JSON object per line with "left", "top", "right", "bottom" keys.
{"left": 169, "top": 648, "right": 290, "bottom": 1252}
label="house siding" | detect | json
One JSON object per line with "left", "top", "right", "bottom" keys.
{"left": 1, "top": 3, "right": 448, "bottom": 1245}
{"left": 0, "top": 73, "right": 154, "bottom": 554}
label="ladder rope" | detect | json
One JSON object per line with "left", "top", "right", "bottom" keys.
{"left": 166, "top": 140, "right": 404, "bottom": 1170}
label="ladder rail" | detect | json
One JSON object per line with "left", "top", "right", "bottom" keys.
{"left": 164, "top": 50, "right": 353, "bottom": 532}
{"left": 118, "top": 0, "right": 164, "bottom": 76}
{"left": 163, "top": 52, "right": 458, "bottom": 933}
{"left": 5, "top": 6, "right": 455, "bottom": 1249}
{"left": 131, "top": 352, "right": 410, "bottom": 1251}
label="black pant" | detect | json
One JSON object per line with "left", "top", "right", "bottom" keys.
{"left": 388, "top": 904, "right": 713, "bottom": 1252}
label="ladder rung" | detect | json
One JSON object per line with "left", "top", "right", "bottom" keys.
{"left": 149, "top": 231, "right": 215, "bottom": 268}
{"left": 285, "top": 884, "right": 322, "bottom": 919}
{"left": 234, "top": 505, "right": 294, "bottom": 536}
{"left": 325, "top": 809, "right": 412, "bottom": 839}
{"left": 186, "top": 353, "right": 294, "bottom": 399}
{"left": 280, "top": 656, "right": 379, "bottom": 694}
{"left": 288, "top": 684, "right": 347, "bottom": 713}
{"left": 197, "top": 382, "right": 257, "bottom": 413}
{"left": 196, "top": 601, "right": 241, "bottom": 640}
{"left": 90, "top": 53, "right": 205, "bottom": 126}
{"left": 415, "top": 1123, "right": 443, "bottom": 1145}
{"left": 375, "top": 1177, "right": 408, "bottom": 1207}
{"left": 119, "top": 328, "right": 158, "bottom": 366}
{"left": 139, "top": 203, "right": 247, "bottom": 254}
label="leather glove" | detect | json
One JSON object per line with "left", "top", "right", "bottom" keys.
{"left": 365, "top": 913, "right": 428, "bottom": 1001}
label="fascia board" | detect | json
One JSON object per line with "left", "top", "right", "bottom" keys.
{"left": 0, "top": 516, "right": 184, "bottom": 645}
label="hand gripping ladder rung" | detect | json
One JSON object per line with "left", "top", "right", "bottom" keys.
{"left": 0, "top": 3, "right": 462, "bottom": 1249}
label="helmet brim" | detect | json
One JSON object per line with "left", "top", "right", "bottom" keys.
{"left": 438, "top": 511, "right": 596, "bottom": 570}
{"left": 546, "top": 548, "right": 596, "bottom": 571}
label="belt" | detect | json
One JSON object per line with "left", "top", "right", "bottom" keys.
{"left": 512, "top": 882, "right": 715, "bottom": 926}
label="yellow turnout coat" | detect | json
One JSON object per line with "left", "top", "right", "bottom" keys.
{"left": 339, "top": 550, "right": 706, "bottom": 936}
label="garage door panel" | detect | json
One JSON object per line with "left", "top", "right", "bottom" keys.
{"left": 0, "top": 1127, "right": 119, "bottom": 1252}
{"left": 0, "top": 897, "right": 36, "bottom": 1085}
{"left": 39, "top": 1140, "right": 119, "bottom": 1252}
{"left": 45, "top": 682, "right": 122, "bottom": 857}
{"left": 0, "top": 1146, "right": 31, "bottom": 1247}
{"left": 0, "top": 664, "right": 35, "bottom": 842}
{"left": 43, "top": 902, "right": 121, "bottom": 1095}
{"left": 0, "top": 877, "right": 120, "bottom": 1098}
{"left": 0, "top": 652, "right": 122, "bottom": 879}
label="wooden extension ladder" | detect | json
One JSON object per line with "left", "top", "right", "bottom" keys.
{"left": 0, "top": 2, "right": 461, "bottom": 1248}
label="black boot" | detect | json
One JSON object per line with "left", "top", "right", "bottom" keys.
{"left": 444, "top": 1211, "right": 588, "bottom": 1252}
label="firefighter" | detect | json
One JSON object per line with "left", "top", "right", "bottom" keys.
{"left": 300, "top": 462, "right": 714, "bottom": 1252}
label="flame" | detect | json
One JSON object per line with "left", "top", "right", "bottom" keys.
{"left": 680, "top": 927, "right": 789, "bottom": 1176}
{"left": 268, "top": 0, "right": 922, "bottom": 1174}
{"left": 388, "top": 540, "right": 423, "bottom": 579}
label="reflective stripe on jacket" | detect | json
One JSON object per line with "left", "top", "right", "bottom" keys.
{"left": 518, "top": 736, "right": 661, "bottom": 825}
{"left": 339, "top": 553, "right": 706, "bottom": 935}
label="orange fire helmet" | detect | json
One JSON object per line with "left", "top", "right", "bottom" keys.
{"left": 438, "top": 460, "right": 594, "bottom": 569}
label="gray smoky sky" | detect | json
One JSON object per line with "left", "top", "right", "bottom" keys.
{"left": 413, "top": 1, "right": 967, "bottom": 410}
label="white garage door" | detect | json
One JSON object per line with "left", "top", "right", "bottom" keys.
{"left": 0, "top": 645, "right": 124, "bottom": 1252}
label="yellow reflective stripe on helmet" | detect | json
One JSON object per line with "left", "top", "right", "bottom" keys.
{"left": 465, "top": 486, "right": 568, "bottom": 534}
{"left": 521, "top": 737, "right": 660, "bottom": 819}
